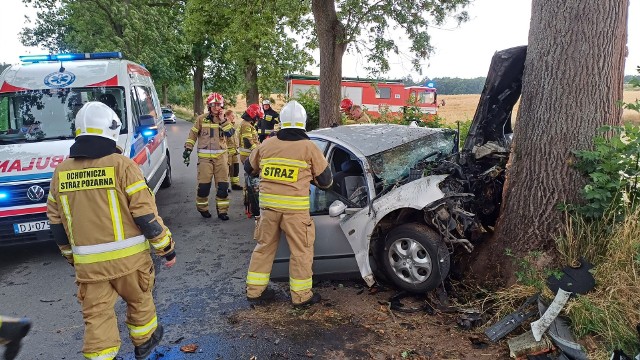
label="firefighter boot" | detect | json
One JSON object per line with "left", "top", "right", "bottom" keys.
{"left": 293, "top": 293, "right": 322, "bottom": 309}
{"left": 199, "top": 210, "right": 212, "bottom": 218}
{"left": 134, "top": 323, "right": 163, "bottom": 360}
{"left": 0, "top": 317, "right": 31, "bottom": 360}
{"left": 247, "top": 288, "right": 276, "bottom": 305}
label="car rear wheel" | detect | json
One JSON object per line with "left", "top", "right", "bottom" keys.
{"left": 160, "top": 153, "right": 172, "bottom": 188}
{"left": 381, "top": 223, "right": 450, "bottom": 293}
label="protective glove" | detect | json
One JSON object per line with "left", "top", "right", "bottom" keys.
{"left": 183, "top": 148, "right": 192, "bottom": 166}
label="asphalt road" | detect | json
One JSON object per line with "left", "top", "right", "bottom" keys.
{"left": 0, "top": 119, "right": 333, "bottom": 359}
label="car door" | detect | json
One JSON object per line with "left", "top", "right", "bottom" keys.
{"left": 270, "top": 138, "right": 360, "bottom": 280}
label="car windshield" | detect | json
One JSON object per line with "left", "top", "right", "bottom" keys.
{"left": 0, "top": 87, "right": 126, "bottom": 143}
{"left": 162, "top": 109, "right": 172, "bottom": 114}
{"left": 367, "top": 130, "right": 457, "bottom": 184}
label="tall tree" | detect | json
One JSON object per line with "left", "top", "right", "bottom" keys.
{"left": 20, "top": 0, "right": 188, "bottom": 102}
{"left": 311, "top": 0, "right": 470, "bottom": 128}
{"left": 491, "top": 0, "right": 628, "bottom": 277}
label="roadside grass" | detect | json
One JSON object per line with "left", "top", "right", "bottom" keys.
{"left": 172, "top": 105, "right": 196, "bottom": 122}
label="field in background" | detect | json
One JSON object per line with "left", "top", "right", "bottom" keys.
{"left": 173, "top": 91, "right": 640, "bottom": 124}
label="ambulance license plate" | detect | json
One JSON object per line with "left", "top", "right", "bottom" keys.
{"left": 13, "top": 220, "right": 50, "bottom": 234}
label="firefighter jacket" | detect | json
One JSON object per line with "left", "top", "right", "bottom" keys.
{"left": 47, "top": 153, "right": 175, "bottom": 283}
{"left": 257, "top": 108, "right": 280, "bottom": 135}
{"left": 247, "top": 129, "right": 333, "bottom": 213}
{"left": 239, "top": 117, "right": 259, "bottom": 157}
{"left": 346, "top": 112, "right": 371, "bottom": 125}
{"left": 226, "top": 122, "right": 239, "bottom": 156}
{"left": 185, "top": 113, "right": 235, "bottom": 159}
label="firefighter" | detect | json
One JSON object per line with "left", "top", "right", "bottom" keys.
{"left": 238, "top": 103, "right": 262, "bottom": 165}
{"left": 183, "top": 92, "right": 235, "bottom": 220}
{"left": 257, "top": 99, "right": 280, "bottom": 142}
{"left": 244, "top": 100, "right": 333, "bottom": 307}
{"left": 46, "top": 102, "right": 176, "bottom": 360}
{"left": 339, "top": 98, "right": 354, "bottom": 126}
{"left": 0, "top": 316, "right": 31, "bottom": 360}
{"left": 224, "top": 109, "right": 242, "bottom": 191}
{"left": 346, "top": 105, "right": 372, "bottom": 124}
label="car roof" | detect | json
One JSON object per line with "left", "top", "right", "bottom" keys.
{"left": 309, "top": 124, "right": 451, "bottom": 157}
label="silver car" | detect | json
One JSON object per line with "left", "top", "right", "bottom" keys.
{"left": 265, "top": 124, "right": 479, "bottom": 293}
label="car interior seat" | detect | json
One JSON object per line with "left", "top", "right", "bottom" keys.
{"left": 333, "top": 159, "right": 366, "bottom": 200}
{"left": 98, "top": 93, "right": 122, "bottom": 120}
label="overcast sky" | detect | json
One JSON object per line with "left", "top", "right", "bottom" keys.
{"left": 1, "top": 0, "right": 638, "bottom": 79}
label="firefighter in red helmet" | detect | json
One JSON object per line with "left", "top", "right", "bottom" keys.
{"left": 183, "top": 92, "right": 236, "bottom": 220}
{"left": 339, "top": 98, "right": 354, "bottom": 126}
{"left": 238, "top": 104, "right": 262, "bottom": 165}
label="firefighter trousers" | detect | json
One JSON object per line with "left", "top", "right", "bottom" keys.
{"left": 246, "top": 209, "right": 315, "bottom": 304}
{"left": 228, "top": 153, "right": 240, "bottom": 186}
{"left": 78, "top": 262, "right": 157, "bottom": 359}
{"left": 196, "top": 154, "right": 230, "bottom": 215}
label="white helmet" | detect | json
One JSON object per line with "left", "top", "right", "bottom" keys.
{"left": 75, "top": 101, "right": 122, "bottom": 141}
{"left": 280, "top": 100, "right": 307, "bottom": 130}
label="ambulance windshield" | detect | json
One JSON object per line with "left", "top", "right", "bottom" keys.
{"left": 0, "top": 87, "right": 126, "bottom": 143}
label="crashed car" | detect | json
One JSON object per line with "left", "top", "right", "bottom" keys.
{"left": 251, "top": 46, "right": 525, "bottom": 293}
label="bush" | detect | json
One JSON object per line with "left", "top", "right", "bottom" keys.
{"left": 291, "top": 88, "right": 320, "bottom": 131}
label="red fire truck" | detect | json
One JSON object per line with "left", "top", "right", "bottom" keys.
{"left": 285, "top": 74, "right": 438, "bottom": 117}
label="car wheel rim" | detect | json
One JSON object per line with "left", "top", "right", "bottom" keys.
{"left": 388, "top": 237, "right": 432, "bottom": 285}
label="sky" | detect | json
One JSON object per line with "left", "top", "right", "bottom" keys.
{"left": 1, "top": 0, "right": 638, "bottom": 80}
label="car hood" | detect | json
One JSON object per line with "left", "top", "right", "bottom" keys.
{"left": 0, "top": 140, "right": 74, "bottom": 182}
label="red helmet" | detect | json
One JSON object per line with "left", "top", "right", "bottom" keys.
{"left": 340, "top": 98, "right": 353, "bottom": 113}
{"left": 246, "top": 103, "right": 264, "bottom": 119}
{"left": 206, "top": 92, "right": 224, "bottom": 107}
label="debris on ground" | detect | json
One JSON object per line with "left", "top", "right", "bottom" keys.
{"left": 180, "top": 343, "right": 198, "bottom": 353}
{"left": 485, "top": 293, "right": 539, "bottom": 342}
{"left": 506, "top": 330, "right": 553, "bottom": 359}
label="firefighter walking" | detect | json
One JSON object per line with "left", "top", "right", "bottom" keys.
{"left": 238, "top": 104, "right": 262, "bottom": 165}
{"left": 183, "top": 92, "right": 236, "bottom": 220}
{"left": 224, "top": 109, "right": 242, "bottom": 190}
{"left": 46, "top": 102, "right": 176, "bottom": 360}
{"left": 244, "top": 100, "right": 333, "bottom": 306}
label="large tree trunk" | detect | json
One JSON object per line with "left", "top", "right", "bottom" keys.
{"left": 312, "top": 0, "right": 347, "bottom": 128}
{"left": 193, "top": 61, "right": 205, "bottom": 116}
{"left": 245, "top": 61, "right": 259, "bottom": 105}
{"left": 491, "top": 0, "right": 628, "bottom": 279}
{"left": 161, "top": 83, "right": 168, "bottom": 106}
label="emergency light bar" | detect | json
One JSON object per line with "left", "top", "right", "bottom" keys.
{"left": 19, "top": 52, "right": 123, "bottom": 63}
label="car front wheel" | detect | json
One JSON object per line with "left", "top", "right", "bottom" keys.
{"left": 381, "top": 223, "right": 450, "bottom": 293}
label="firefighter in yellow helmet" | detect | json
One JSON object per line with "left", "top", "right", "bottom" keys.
{"left": 183, "top": 92, "right": 235, "bottom": 220}
{"left": 0, "top": 316, "right": 31, "bottom": 360}
{"left": 224, "top": 109, "right": 242, "bottom": 190}
{"left": 46, "top": 102, "right": 176, "bottom": 360}
{"left": 238, "top": 104, "right": 262, "bottom": 165}
{"left": 244, "top": 100, "right": 333, "bottom": 306}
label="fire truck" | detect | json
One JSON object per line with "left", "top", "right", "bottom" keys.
{"left": 285, "top": 74, "right": 438, "bottom": 117}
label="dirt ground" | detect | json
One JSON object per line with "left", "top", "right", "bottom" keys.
{"left": 231, "top": 281, "right": 511, "bottom": 360}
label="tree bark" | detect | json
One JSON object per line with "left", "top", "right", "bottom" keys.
{"left": 312, "top": 0, "right": 347, "bottom": 128}
{"left": 161, "top": 83, "right": 168, "bottom": 106}
{"left": 245, "top": 60, "right": 259, "bottom": 106}
{"left": 193, "top": 61, "right": 205, "bottom": 116}
{"left": 492, "top": 0, "right": 628, "bottom": 278}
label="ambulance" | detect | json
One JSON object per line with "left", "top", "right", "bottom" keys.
{"left": 0, "top": 52, "right": 172, "bottom": 245}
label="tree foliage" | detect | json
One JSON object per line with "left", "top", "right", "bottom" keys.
{"left": 311, "top": 0, "right": 471, "bottom": 128}
{"left": 20, "top": 0, "right": 189, "bottom": 88}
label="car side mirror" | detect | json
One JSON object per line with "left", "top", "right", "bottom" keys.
{"left": 137, "top": 114, "right": 158, "bottom": 138}
{"left": 329, "top": 200, "right": 347, "bottom": 217}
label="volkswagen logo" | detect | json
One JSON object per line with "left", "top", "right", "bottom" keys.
{"left": 26, "top": 185, "right": 45, "bottom": 202}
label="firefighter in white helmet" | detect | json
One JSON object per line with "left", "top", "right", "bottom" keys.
{"left": 183, "top": 92, "right": 235, "bottom": 220}
{"left": 244, "top": 100, "right": 333, "bottom": 307}
{"left": 47, "top": 102, "right": 176, "bottom": 360}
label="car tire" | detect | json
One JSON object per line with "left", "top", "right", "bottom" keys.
{"left": 380, "top": 223, "right": 450, "bottom": 293}
{"left": 160, "top": 153, "right": 172, "bottom": 188}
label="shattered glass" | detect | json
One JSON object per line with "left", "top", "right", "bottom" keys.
{"left": 367, "top": 130, "right": 457, "bottom": 184}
